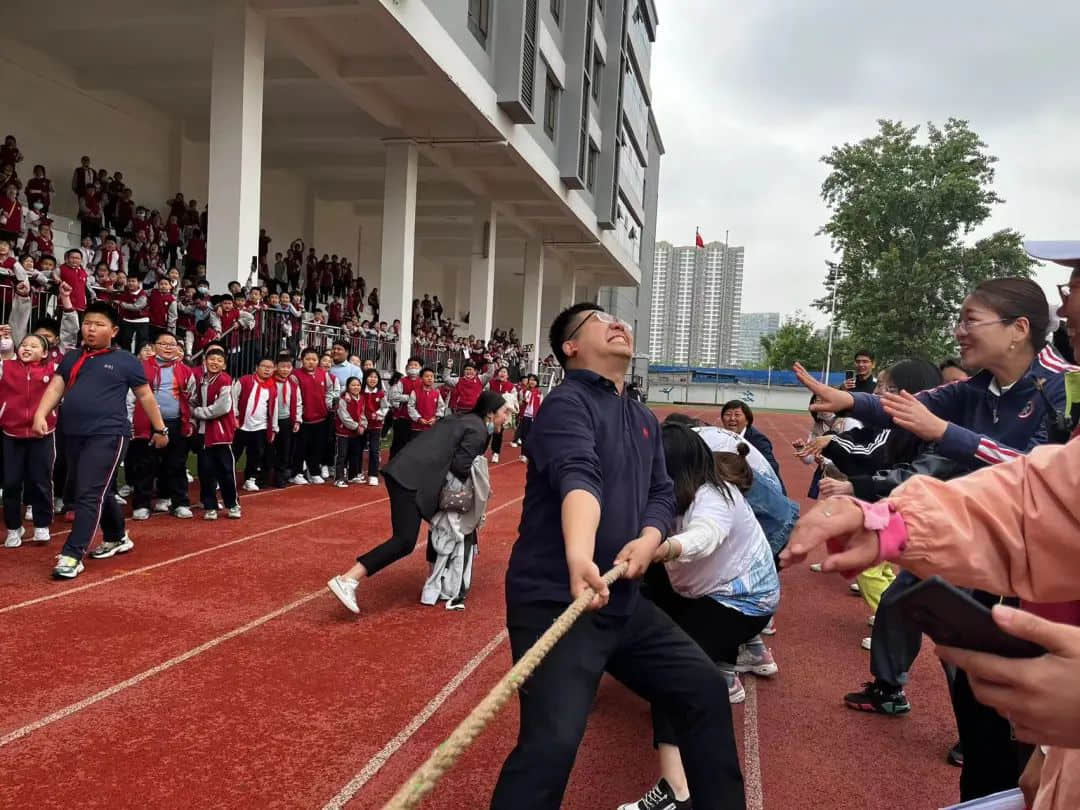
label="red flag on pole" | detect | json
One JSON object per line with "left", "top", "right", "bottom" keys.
{"left": 695, "top": 228, "right": 705, "bottom": 249}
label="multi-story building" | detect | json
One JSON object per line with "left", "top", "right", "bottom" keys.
{"left": 737, "top": 312, "right": 782, "bottom": 367}
{"left": 647, "top": 240, "right": 745, "bottom": 367}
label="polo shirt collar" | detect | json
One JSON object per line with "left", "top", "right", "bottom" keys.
{"left": 564, "top": 368, "right": 621, "bottom": 394}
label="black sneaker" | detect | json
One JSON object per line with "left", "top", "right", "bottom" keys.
{"left": 947, "top": 740, "right": 963, "bottom": 767}
{"left": 843, "top": 680, "right": 911, "bottom": 715}
{"left": 616, "top": 778, "right": 692, "bottom": 810}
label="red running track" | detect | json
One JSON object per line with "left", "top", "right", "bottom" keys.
{"left": 0, "top": 409, "right": 961, "bottom": 809}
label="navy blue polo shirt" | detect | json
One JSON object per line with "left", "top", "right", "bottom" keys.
{"left": 505, "top": 368, "right": 676, "bottom": 615}
{"left": 57, "top": 347, "right": 147, "bottom": 437}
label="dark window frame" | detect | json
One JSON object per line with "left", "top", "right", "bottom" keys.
{"left": 550, "top": 0, "right": 562, "bottom": 25}
{"left": 468, "top": 0, "right": 491, "bottom": 48}
{"left": 543, "top": 71, "right": 559, "bottom": 139}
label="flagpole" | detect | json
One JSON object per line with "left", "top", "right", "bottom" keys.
{"left": 823, "top": 265, "right": 839, "bottom": 384}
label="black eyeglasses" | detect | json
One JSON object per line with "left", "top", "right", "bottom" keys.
{"left": 563, "top": 310, "right": 632, "bottom": 344}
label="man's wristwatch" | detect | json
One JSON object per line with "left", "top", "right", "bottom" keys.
{"left": 151, "top": 426, "right": 169, "bottom": 436}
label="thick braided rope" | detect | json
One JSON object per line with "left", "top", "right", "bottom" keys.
{"left": 380, "top": 563, "right": 628, "bottom": 810}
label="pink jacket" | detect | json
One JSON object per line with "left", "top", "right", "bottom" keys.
{"left": 884, "top": 435, "right": 1080, "bottom": 810}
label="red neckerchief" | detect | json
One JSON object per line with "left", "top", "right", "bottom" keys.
{"left": 67, "top": 347, "right": 113, "bottom": 388}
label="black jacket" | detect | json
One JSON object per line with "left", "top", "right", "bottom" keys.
{"left": 383, "top": 413, "right": 489, "bottom": 519}
{"left": 744, "top": 425, "right": 785, "bottom": 492}
{"left": 850, "top": 447, "right": 974, "bottom": 502}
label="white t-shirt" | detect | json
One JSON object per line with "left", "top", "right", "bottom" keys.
{"left": 242, "top": 386, "right": 270, "bottom": 433}
{"left": 665, "top": 482, "right": 780, "bottom": 616}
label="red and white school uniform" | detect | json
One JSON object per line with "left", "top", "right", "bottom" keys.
{"left": 233, "top": 375, "right": 278, "bottom": 442}
{"left": 295, "top": 367, "right": 333, "bottom": 424}
{"left": 59, "top": 263, "right": 89, "bottom": 311}
{"left": 334, "top": 393, "right": 368, "bottom": 437}
{"left": 360, "top": 388, "right": 388, "bottom": 430}
{"left": 133, "top": 359, "right": 194, "bottom": 440}
{"left": 409, "top": 386, "right": 444, "bottom": 432}
{"left": 0, "top": 356, "right": 58, "bottom": 529}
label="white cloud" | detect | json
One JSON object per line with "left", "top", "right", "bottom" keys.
{"left": 651, "top": 0, "right": 1080, "bottom": 322}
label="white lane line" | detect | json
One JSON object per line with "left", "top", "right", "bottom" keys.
{"left": 0, "top": 460, "right": 525, "bottom": 616}
{"left": 0, "top": 495, "right": 527, "bottom": 748}
{"left": 0, "top": 590, "right": 325, "bottom": 748}
{"left": 320, "top": 630, "right": 508, "bottom": 810}
{"left": 743, "top": 677, "right": 764, "bottom": 810}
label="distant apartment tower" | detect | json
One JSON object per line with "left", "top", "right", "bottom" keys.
{"left": 737, "top": 312, "right": 781, "bottom": 367}
{"left": 647, "top": 240, "right": 744, "bottom": 366}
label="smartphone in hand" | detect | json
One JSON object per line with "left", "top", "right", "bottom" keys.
{"left": 896, "top": 576, "right": 1046, "bottom": 659}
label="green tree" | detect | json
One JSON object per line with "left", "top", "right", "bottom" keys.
{"left": 760, "top": 312, "right": 854, "bottom": 371}
{"left": 817, "top": 119, "right": 1034, "bottom": 364}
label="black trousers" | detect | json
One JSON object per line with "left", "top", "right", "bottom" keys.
{"left": 197, "top": 443, "right": 238, "bottom": 510}
{"left": 490, "top": 428, "right": 504, "bottom": 455}
{"left": 363, "top": 428, "right": 381, "bottom": 478}
{"left": 233, "top": 429, "right": 268, "bottom": 485}
{"left": 953, "top": 592, "right": 1031, "bottom": 802}
{"left": 60, "top": 434, "right": 128, "bottom": 560}
{"left": 355, "top": 475, "right": 424, "bottom": 575}
{"left": 490, "top": 598, "right": 745, "bottom": 810}
{"left": 127, "top": 419, "right": 190, "bottom": 510}
{"left": 119, "top": 321, "right": 149, "bottom": 355}
{"left": 389, "top": 417, "right": 413, "bottom": 459}
{"left": 334, "top": 435, "right": 363, "bottom": 482}
{"left": 3, "top": 434, "right": 54, "bottom": 529}
{"left": 870, "top": 569, "right": 926, "bottom": 687}
{"left": 294, "top": 419, "right": 329, "bottom": 478}
{"left": 270, "top": 418, "right": 294, "bottom": 483}
{"left": 514, "top": 416, "right": 533, "bottom": 450}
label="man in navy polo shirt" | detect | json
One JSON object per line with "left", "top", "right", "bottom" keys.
{"left": 491, "top": 303, "right": 744, "bottom": 810}
{"left": 33, "top": 301, "right": 169, "bottom": 580}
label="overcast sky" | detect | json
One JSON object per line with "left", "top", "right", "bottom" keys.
{"left": 650, "top": 0, "right": 1080, "bottom": 323}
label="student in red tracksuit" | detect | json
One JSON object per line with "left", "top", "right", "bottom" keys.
{"left": 148, "top": 277, "right": 177, "bottom": 332}
{"left": 293, "top": 347, "right": 337, "bottom": 483}
{"left": 333, "top": 377, "right": 367, "bottom": 487}
{"left": 1, "top": 334, "right": 57, "bottom": 547}
{"left": 487, "top": 366, "right": 516, "bottom": 463}
{"left": 444, "top": 359, "right": 490, "bottom": 414}
{"left": 388, "top": 356, "right": 423, "bottom": 457}
{"left": 408, "top": 367, "right": 446, "bottom": 431}
{"left": 271, "top": 353, "right": 303, "bottom": 487}
{"left": 232, "top": 357, "right": 278, "bottom": 492}
{"left": 191, "top": 347, "right": 240, "bottom": 520}
{"left": 513, "top": 373, "right": 543, "bottom": 463}
{"left": 359, "top": 368, "right": 388, "bottom": 486}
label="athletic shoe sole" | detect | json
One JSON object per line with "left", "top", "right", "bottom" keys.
{"left": 844, "top": 697, "right": 910, "bottom": 715}
{"left": 89, "top": 539, "right": 134, "bottom": 560}
{"left": 736, "top": 661, "right": 779, "bottom": 677}
{"left": 52, "top": 563, "right": 85, "bottom": 579}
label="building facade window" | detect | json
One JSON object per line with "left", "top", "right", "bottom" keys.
{"left": 550, "top": 0, "right": 562, "bottom": 24}
{"left": 543, "top": 71, "right": 559, "bottom": 139}
{"left": 592, "top": 53, "right": 603, "bottom": 102}
{"left": 468, "top": 0, "right": 490, "bottom": 47}
{"left": 586, "top": 141, "right": 600, "bottom": 191}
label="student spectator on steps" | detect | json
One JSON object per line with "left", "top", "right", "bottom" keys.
{"left": 0, "top": 184, "right": 23, "bottom": 248}
{"left": 270, "top": 353, "right": 302, "bottom": 488}
{"left": 71, "top": 155, "right": 94, "bottom": 202}
{"left": 34, "top": 301, "right": 169, "bottom": 580}
{"left": 128, "top": 331, "right": 196, "bottom": 521}
{"left": 292, "top": 347, "right": 337, "bottom": 484}
{"left": 24, "top": 164, "right": 55, "bottom": 217}
{"left": 444, "top": 359, "right": 491, "bottom": 415}
{"left": 58, "top": 249, "right": 89, "bottom": 320}
{"left": 191, "top": 347, "right": 241, "bottom": 520}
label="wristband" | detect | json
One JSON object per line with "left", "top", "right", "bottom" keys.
{"left": 841, "top": 498, "right": 908, "bottom": 564}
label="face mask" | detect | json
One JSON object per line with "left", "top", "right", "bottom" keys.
{"left": 486, "top": 421, "right": 495, "bottom": 435}
{"left": 0, "top": 338, "right": 13, "bottom": 354}
{"left": 406, "top": 367, "right": 419, "bottom": 378}
{"left": 197, "top": 285, "right": 209, "bottom": 294}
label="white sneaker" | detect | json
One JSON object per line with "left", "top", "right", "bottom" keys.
{"left": 849, "top": 582, "right": 861, "bottom": 594}
{"left": 33, "top": 528, "right": 50, "bottom": 543}
{"left": 519, "top": 455, "right": 528, "bottom": 464}
{"left": 24, "top": 506, "right": 32, "bottom": 521}
{"left": 152, "top": 499, "right": 171, "bottom": 513}
{"left": 118, "top": 484, "right": 133, "bottom": 497}
{"left": 510, "top": 441, "right": 520, "bottom": 448}
{"left": 5, "top": 527, "right": 25, "bottom": 548}
{"left": 491, "top": 453, "right": 500, "bottom": 463}
{"left": 327, "top": 575, "right": 360, "bottom": 614}
{"left": 861, "top": 637, "right": 872, "bottom": 651}
{"left": 53, "top": 497, "right": 64, "bottom": 514}
{"left": 867, "top": 614, "right": 876, "bottom": 627}
{"left": 204, "top": 510, "right": 218, "bottom": 521}
{"left": 114, "top": 493, "right": 126, "bottom": 504}
{"left": 725, "top": 672, "right": 746, "bottom": 704}
{"left": 89, "top": 534, "right": 135, "bottom": 559}
{"left": 335, "top": 480, "right": 348, "bottom": 488}
{"left": 227, "top": 505, "right": 242, "bottom": 519}
{"left": 172, "top": 506, "right": 194, "bottom": 519}
{"left": 735, "top": 644, "right": 779, "bottom": 677}
{"left": 289, "top": 475, "right": 308, "bottom": 485}
{"left": 53, "top": 554, "right": 84, "bottom": 579}
{"left": 761, "top": 617, "right": 777, "bottom": 636}
{"left": 309, "top": 475, "right": 325, "bottom": 485}
{"left": 242, "top": 479, "right": 260, "bottom": 492}
{"left": 368, "top": 476, "right": 378, "bottom": 487}
{"left": 320, "top": 465, "right": 330, "bottom": 479}
{"left": 349, "top": 475, "right": 365, "bottom": 484}
{"left": 132, "top": 508, "right": 151, "bottom": 521}
{"left": 186, "top": 471, "right": 194, "bottom": 483}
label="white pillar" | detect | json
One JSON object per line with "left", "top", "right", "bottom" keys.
{"left": 469, "top": 202, "right": 497, "bottom": 341}
{"left": 206, "top": 1, "right": 266, "bottom": 291}
{"left": 521, "top": 240, "right": 544, "bottom": 374}
{"left": 379, "top": 142, "right": 418, "bottom": 370}
{"left": 560, "top": 268, "right": 577, "bottom": 310}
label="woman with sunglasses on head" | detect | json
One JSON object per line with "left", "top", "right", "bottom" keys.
{"left": 795, "top": 277, "right": 1077, "bottom": 801}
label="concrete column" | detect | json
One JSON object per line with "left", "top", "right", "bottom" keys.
{"left": 521, "top": 241, "right": 544, "bottom": 374}
{"left": 468, "top": 202, "right": 497, "bottom": 341}
{"left": 379, "top": 142, "right": 418, "bottom": 370}
{"left": 560, "top": 268, "right": 578, "bottom": 310}
{"left": 206, "top": 1, "right": 266, "bottom": 290}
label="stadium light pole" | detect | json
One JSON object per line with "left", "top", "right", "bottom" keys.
{"left": 822, "top": 264, "right": 840, "bottom": 384}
